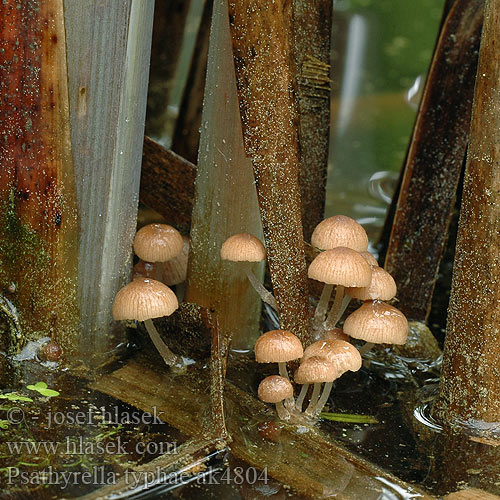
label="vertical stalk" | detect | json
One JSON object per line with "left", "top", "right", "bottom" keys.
{"left": 437, "top": 0, "right": 500, "bottom": 424}
{"left": 228, "top": 0, "right": 311, "bottom": 344}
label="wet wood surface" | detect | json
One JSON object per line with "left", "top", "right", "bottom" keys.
{"left": 92, "top": 356, "right": 436, "bottom": 500}
{"left": 438, "top": 0, "right": 500, "bottom": 424}
{"left": 0, "top": 0, "right": 79, "bottom": 353}
{"left": 228, "top": 0, "right": 311, "bottom": 343}
{"left": 140, "top": 137, "right": 196, "bottom": 234}
{"left": 172, "top": 0, "right": 213, "bottom": 164}
{"left": 381, "top": 0, "right": 484, "bottom": 322}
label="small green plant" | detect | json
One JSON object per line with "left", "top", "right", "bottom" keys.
{"left": 0, "top": 392, "right": 33, "bottom": 402}
{"left": 26, "top": 382, "right": 59, "bottom": 398}
{"left": 319, "top": 412, "right": 378, "bottom": 424}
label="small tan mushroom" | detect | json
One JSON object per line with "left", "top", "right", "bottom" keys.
{"left": 359, "top": 251, "right": 378, "bottom": 266}
{"left": 311, "top": 215, "right": 368, "bottom": 252}
{"left": 133, "top": 223, "right": 183, "bottom": 263}
{"left": 347, "top": 266, "right": 397, "bottom": 301}
{"left": 258, "top": 375, "right": 294, "bottom": 421}
{"left": 323, "top": 328, "right": 350, "bottom": 342}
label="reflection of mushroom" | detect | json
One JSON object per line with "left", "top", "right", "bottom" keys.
{"left": 343, "top": 300, "right": 408, "bottom": 356}
{"left": 309, "top": 247, "right": 372, "bottom": 335}
{"left": 311, "top": 215, "right": 368, "bottom": 252}
{"left": 112, "top": 278, "right": 182, "bottom": 368}
{"left": 221, "top": 233, "right": 277, "bottom": 309}
{"left": 258, "top": 375, "right": 294, "bottom": 421}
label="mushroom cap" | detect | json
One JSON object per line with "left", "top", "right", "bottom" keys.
{"left": 258, "top": 375, "right": 294, "bottom": 403}
{"left": 294, "top": 356, "right": 339, "bottom": 384}
{"left": 311, "top": 215, "right": 368, "bottom": 252}
{"left": 360, "top": 251, "right": 378, "bottom": 266}
{"left": 220, "top": 233, "right": 266, "bottom": 262}
{"left": 303, "top": 340, "right": 361, "bottom": 374}
{"left": 162, "top": 236, "right": 190, "bottom": 286}
{"left": 323, "top": 328, "right": 350, "bottom": 342}
{"left": 254, "top": 330, "right": 303, "bottom": 363}
{"left": 343, "top": 300, "right": 408, "bottom": 344}
{"left": 133, "top": 224, "right": 184, "bottom": 263}
{"left": 112, "top": 278, "right": 179, "bottom": 322}
{"left": 308, "top": 247, "right": 372, "bottom": 287}
{"left": 347, "top": 266, "right": 397, "bottom": 301}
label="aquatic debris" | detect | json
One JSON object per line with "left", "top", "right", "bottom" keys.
{"left": 319, "top": 412, "right": 378, "bottom": 424}
{"left": 26, "top": 382, "right": 59, "bottom": 398}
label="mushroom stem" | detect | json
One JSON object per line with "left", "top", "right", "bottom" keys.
{"left": 312, "top": 284, "right": 334, "bottom": 332}
{"left": 278, "top": 361, "right": 295, "bottom": 409}
{"left": 304, "top": 383, "right": 322, "bottom": 417}
{"left": 318, "top": 285, "right": 345, "bottom": 336}
{"left": 295, "top": 383, "right": 309, "bottom": 411}
{"left": 244, "top": 268, "right": 278, "bottom": 310}
{"left": 312, "top": 382, "right": 334, "bottom": 417}
{"left": 358, "top": 341, "right": 375, "bottom": 357}
{"left": 275, "top": 401, "right": 291, "bottom": 421}
{"left": 144, "top": 318, "right": 183, "bottom": 368}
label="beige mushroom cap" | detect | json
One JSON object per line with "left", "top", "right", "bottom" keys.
{"left": 303, "top": 340, "right": 362, "bottom": 374}
{"left": 254, "top": 330, "right": 303, "bottom": 363}
{"left": 294, "top": 356, "right": 339, "bottom": 384}
{"left": 323, "top": 328, "right": 350, "bottom": 342}
{"left": 112, "top": 278, "right": 179, "bottom": 322}
{"left": 162, "top": 236, "right": 190, "bottom": 286}
{"left": 311, "top": 215, "right": 368, "bottom": 252}
{"left": 360, "top": 251, "right": 378, "bottom": 266}
{"left": 258, "top": 375, "right": 294, "bottom": 403}
{"left": 308, "top": 247, "right": 372, "bottom": 287}
{"left": 220, "top": 233, "right": 266, "bottom": 262}
{"left": 343, "top": 300, "right": 408, "bottom": 344}
{"left": 133, "top": 224, "right": 183, "bottom": 263}
{"left": 347, "top": 266, "right": 397, "bottom": 301}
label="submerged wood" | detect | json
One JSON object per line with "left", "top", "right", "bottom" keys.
{"left": 64, "top": 0, "right": 154, "bottom": 364}
{"left": 140, "top": 137, "right": 196, "bottom": 234}
{"left": 172, "top": 0, "right": 213, "bottom": 164}
{"left": 145, "top": 0, "right": 192, "bottom": 139}
{"left": 93, "top": 357, "right": 435, "bottom": 499}
{"left": 381, "top": 0, "right": 484, "bottom": 322}
{"left": 186, "top": 0, "right": 264, "bottom": 350}
{"left": 437, "top": 0, "right": 500, "bottom": 424}
{"left": 0, "top": 0, "right": 79, "bottom": 354}
{"left": 228, "top": 0, "right": 311, "bottom": 343}
{"left": 293, "top": 0, "right": 332, "bottom": 241}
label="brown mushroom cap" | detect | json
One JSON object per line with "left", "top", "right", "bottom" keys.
{"left": 323, "top": 328, "right": 350, "bottom": 342}
{"left": 343, "top": 300, "right": 408, "bottom": 344}
{"left": 133, "top": 224, "right": 183, "bottom": 263}
{"left": 112, "top": 278, "right": 179, "bottom": 322}
{"left": 220, "top": 233, "right": 266, "bottom": 262}
{"left": 258, "top": 375, "right": 294, "bottom": 403}
{"left": 347, "top": 266, "right": 397, "bottom": 301}
{"left": 254, "top": 330, "right": 303, "bottom": 363}
{"left": 308, "top": 247, "right": 372, "bottom": 287}
{"left": 360, "top": 251, "right": 378, "bottom": 266}
{"left": 303, "top": 340, "right": 361, "bottom": 374}
{"left": 311, "top": 215, "right": 368, "bottom": 252}
{"left": 294, "top": 356, "right": 339, "bottom": 384}
{"left": 162, "top": 236, "right": 190, "bottom": 286}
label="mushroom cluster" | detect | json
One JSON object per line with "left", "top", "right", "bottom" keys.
{"left": 112, "top": 223, "right": 189, "bottom": 370}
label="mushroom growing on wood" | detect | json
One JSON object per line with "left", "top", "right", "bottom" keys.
{"left": 112, "top": 277, "right": 182, "bottom": 368}
{"left": 311, "top": 215, "right": 369, "bottom": 252}
{"left": 133, "top": 223, "right": 184, "bottom": 263}
{"left": 258, "top": 375, "right": 294, "bottom": 421}
{"left": 220, "top": 233, "right": 277, "bottom": 309}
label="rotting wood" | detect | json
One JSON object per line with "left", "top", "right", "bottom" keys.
{"left": 186, "top": 0, "right": 264, "bottom": 350}
{"left": 65, "top": 0, "right": 155, "bottom": 365}
{"left": 380, "top": 0, "right": 484, "bottom": 322}
{"left": 293, "top": 0, "right": 332, "bottom": 241}
{"left": 437, "top": 0, "right": 500, "bottom": 424}
{"left": 145, "top": 0, "right": 192, "bottom": 139}
{"left": 172, "top": 0, "right": 213, "bottom": 164}
{"left": 140, "top": 137, "right": 196, "bottom": 234}
{"left": 228, "top": 0, "right": 311, "bottom": 344}
{"left": 0, "top": 0, "right": 79, "bottom": 355}
{"left": 92, "top": 357, "right": 436, "bottom": 500}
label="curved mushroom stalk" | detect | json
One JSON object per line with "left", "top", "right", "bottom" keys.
{"left": 275, "top": 401, "right": 291, "bottom": 421}
{"left": 310, "top": 381, "right": 334, "bottom": 418}
{"left": 295, "top": 383, "right": 309, "bottom": 411}
{"left": 358, "top": 341, "right": 375, "bottom": 357}
{"left": 304, "top": 383, "right": 322, "bottom": 417}
{"left": 144, "top": 319, "right": 184, "bottom": 369}
{"left": 312, "top": 284, "right": 334, "bottom": 332}
{"left": 244, "top": 267, "right": 277, "bottom": 310}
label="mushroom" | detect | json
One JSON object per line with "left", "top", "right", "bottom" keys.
{"left": 346, "top": 266, "right": 397, "bottom": 302}
{"left": 258, "top": 375, "right": 294, "bottom": 421}
{"left": 311, "top": 215, "right": 369, "bottom": 252}
{"left": 308, "top": 247, "right": 372, "bottom": 336}
{"left": 220, "top": 233, "right": 277, "bottom": 309}
{"left": 359, "top": 251, "right": 378, "bottom": 266}
{"left": 112, "top": 277, "right": 182, "bottom": 368}
{"left": 343, "top": 300, "right": 408, "bottom": 356}
{"left": 323, "top": 328, "right": 350, "bottom": 342}
{"left": 133, "top": 223, "right": 184, "bottom": 263}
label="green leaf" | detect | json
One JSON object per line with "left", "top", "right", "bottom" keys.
{"left": 0, "top": 392, "right": 33, "bottom": 402}
{"left": 26, "top": 382, "right": 60, "bottom": 398}
{"left": 319, "top": 412, "right": 378, "bottom": 424}
{"left": 0, "top": 420, "right": 9, "bottom": 429}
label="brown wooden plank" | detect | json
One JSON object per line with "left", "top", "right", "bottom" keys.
{"left": 381, "top": 0, "right": 484, "bottom": 322}
{"left": 437, "top": 0, "right": 500, "bottom": 424}
{"left": 0, "top": 0, "right": 79, "bottom": 354}
{"left": 228, "top": 0, "right": 311, "bottom": 343}
{"left": 140, "top": 136, "right": 196, "bottom": 234}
